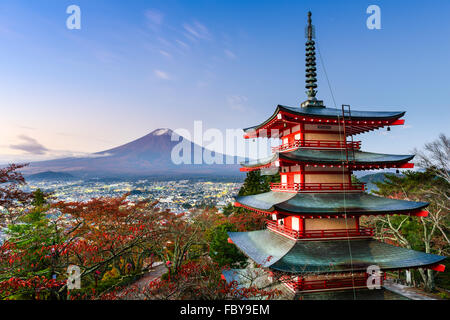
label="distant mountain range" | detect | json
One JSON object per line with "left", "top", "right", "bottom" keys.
{"left": 22, "top": 129, "right": 242, "bottom": 178}
{"left": 26, "top": 171, "right": 76, "bottom": 181}
{"left": 358, "top": 172, "right": 403, "bottom": 193}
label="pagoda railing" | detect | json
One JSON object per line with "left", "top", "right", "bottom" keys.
{"left": 282, "top": 274, "right": 384, "bottom": 292}
{"left": 272, "top": 139, "right": 361, "bottom": 152}
{"left": 270, "top": 182, "right": 365, "bottom": 193}
{"left": 266, "top": 220, "right": 374, "bottom": 240}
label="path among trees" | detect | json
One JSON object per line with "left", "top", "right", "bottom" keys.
{"left": 119, "top": 263, "right": 166, "bottom": 300}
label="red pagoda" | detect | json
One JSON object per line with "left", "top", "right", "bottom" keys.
{"left": 224, "top": 12, "right": 446, "bottom": 298}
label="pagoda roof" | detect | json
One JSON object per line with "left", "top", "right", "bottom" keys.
{"left": 241, "top": 149, "right": 414, "bottom": 170}
{"left": 235, "top": 191, "right": 428, "bottom": 216}
{"left": 244, "top": 105, "right": 405, "bottom": 133}
{"left": 228, "top": 230, "right": 446, "bottom": 273}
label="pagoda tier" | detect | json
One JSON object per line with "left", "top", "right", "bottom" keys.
{"left": 243, "top": 105, "right": 405, "bottom": 139}
{"left": 240, "top": 149, "right": 414, "bottom": 172}
{"left": 234, "top": 191, "right": 428, "bottom": 217}
{"left": 227, "top": 230, "right": 446, "bottom": 274}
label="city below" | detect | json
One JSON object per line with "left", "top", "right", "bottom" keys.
{"left": 24, "top": 177, "right": 243, "bottom": 214}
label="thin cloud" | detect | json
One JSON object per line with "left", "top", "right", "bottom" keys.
{"left": 227, "top": 95, "right": 248, "bottom": 112}
{"left": 224, "top": 49, "right": 236, "bottom": 59}
{"left": 10, "top": 135, "right": 49, "bottom": 155}
{"left": 183, "top": 21, "right": 211, "bottom": 40}
{"left": 154, "top": 70, "right": 171, "bottom": 80}
{"left": 159, "top": 50, "right": 172, "bottom": 58}
{"left": 17, "top": 125, "right": 36, "bottom": 130}
{"left": 176, "top": 39, "right": 190, "bottom": 49}
{"left": 145, "top": 9, "right": 164, "bottom": 29}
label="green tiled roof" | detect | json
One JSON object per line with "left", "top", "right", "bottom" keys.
{"left": 244, "top": 105, "right": 405, "bottom": 133}
{"left": 228, "top": 230, "right": 446, "bottom": 274}
{"left": 236, "top": 191, "right": 428, "bottom": 216}
{"left": 241, "top": 149, "right": 414, "bottom": 168}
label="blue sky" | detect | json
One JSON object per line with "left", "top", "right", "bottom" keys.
{"left": 0, "top": 0, "right": 449, "bottom": 163}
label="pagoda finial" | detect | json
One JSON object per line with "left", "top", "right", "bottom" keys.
{"left": 307, "top": 11, "right": 313, "bottom": 41}
{"left": 301, "top": 11, "right": 324, "bottom": 108}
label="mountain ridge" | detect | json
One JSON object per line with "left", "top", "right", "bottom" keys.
{"left": 23, "top": 128, "right": 242, "bottom": 178}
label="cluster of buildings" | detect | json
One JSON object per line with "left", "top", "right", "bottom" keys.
{"left": 26, "top": 178, "right": 241, "bottom": 214}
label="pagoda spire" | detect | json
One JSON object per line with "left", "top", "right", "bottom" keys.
{"left": 301, "top": 11, "right": 324, "bottom": 108}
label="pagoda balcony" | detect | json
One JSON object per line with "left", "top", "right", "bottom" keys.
{"left": 266, "top": 220, "right": 374, "bottom": 240}
{"left": 270, "top": 182, "right": 365, "bottom": 193}
{"left": 282, "top": 274, "right": 384, "bottom": 293}
{"left": 272, "top": 139, "right": 361, "bottom": 152}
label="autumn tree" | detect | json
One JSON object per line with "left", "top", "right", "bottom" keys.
{"left": 53, "top": 197, "right": 173, "bottom": 292}
{"left": 0, "top": 163, "right": 33, "bottom": 227}
{"left": 361, "top": 136, "right": 449, "bottom": 292}
{"left": 128, "top": 256, "right": 281, "bottom": 300}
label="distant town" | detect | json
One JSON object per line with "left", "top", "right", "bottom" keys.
{"left": 24, "top": 178, "right": 243, "bottom": 214}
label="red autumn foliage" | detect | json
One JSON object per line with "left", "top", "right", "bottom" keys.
{"left": 123, "top": 257, "right": 281, "bottom": 300}
{"left": 0, "top": 163, "right": 33, "bottom": 226}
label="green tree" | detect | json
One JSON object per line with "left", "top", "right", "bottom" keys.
{"left": 31, "top": 189, "right": 47, "bottom": 207}
{"left": 209, "top": 223, "right": 247, "bottom": 268}
{"left": 238, "top": 171, "right": 280, "bottom": 196}
{"left": 222, "top": 203, "right": 234, "bottom": 217}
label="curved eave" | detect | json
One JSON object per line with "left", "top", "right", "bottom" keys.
{"left": 235, "top": 191, "right": 429, "bottom": 216}
{"left": 240, "top": 150, "right": 414, "bottom": 170}
{"left": 243, "top": 105, "right": 406, "bottom": 134}
{"left": 228, "top": 230, "right": 446, "bottom": 274}
{"left": 279, "top": 149, "right": 415, "bottom": 166}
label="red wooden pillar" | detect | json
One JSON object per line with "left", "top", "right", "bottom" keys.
{"left": 287, "top": 173, "right": 294, "bottom": 185}
{"left": 297, "top": 276, "right": 304, "bottom": 291}
{"left": 300, "top": 164, "right": 305, "bottom": 189}
{"left": 300, "top": 123, "right": 305, "bottom": 146}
